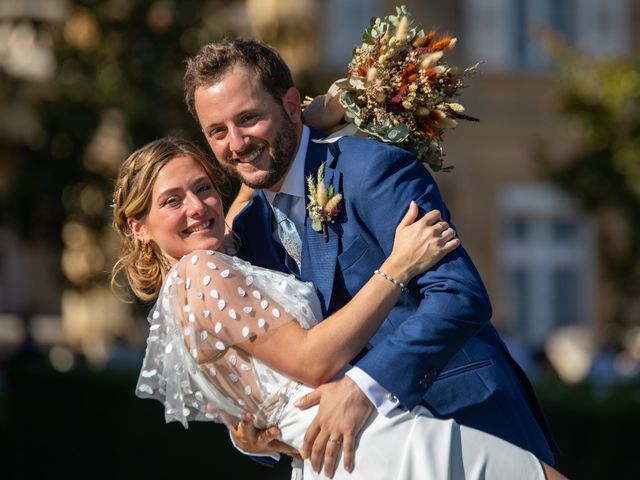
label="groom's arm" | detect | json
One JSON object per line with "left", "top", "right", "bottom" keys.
{"left": 297, "top": 144, "right": 491, "bottom": 475}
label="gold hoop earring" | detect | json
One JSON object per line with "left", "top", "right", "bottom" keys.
{"left": 142, "top": 242, "right": 154, "bottom": 261}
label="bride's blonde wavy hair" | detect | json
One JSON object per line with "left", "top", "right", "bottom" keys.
{"left": 111, "top": 137, "right": 223, "bottom": 302}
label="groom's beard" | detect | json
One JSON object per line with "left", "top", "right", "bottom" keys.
{"left": 221, "top": 116, "right": 298, "bottom": 190}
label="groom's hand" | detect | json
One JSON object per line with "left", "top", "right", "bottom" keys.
{"left": 295, "top": 376, "right": 374, "bottom": 478}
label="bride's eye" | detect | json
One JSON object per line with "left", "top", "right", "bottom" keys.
{"left": 163, "top": 196, "right": 181, "bottom": 207}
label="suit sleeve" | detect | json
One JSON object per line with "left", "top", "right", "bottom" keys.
{"left": 348, "top": 145, "right": 492, "bottom": 410}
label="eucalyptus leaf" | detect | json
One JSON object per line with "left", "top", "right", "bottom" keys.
{"left": 334, "top": 78, "right": 352, "bottom": 91}
{"left": 311, "top": 219, "right": 322, "bottom": 232}
{"left": 340, "top": 91, "right": 356, "bottom": 107}
{"left": 387, "top": 124, "right": 410, "bottom": 142}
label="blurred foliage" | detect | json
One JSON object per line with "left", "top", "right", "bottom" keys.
{"left": 2, "top": 363, "right": 639, "bottom": 479}
{"left": 0, "top": 0, "right": 333, "bottom": 293}
{"left": 537, "top": 378, "right": 640, "bottom": 479}
{"left": 0, "top": 0, "right": 245, "bottom": 291}
{"left": 2, "top": 361, "right": 293, "bottom": 479}
{"left": 541, "top": 42, "right": 640, "bottom": 339}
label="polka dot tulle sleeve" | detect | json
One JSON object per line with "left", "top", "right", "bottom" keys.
{"left": 135, "top": 250, "right": 322, "bottom": 429}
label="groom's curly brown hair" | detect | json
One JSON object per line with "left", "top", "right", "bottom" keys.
{"left": 184, "top": 39, "right": 295, "bottom": 120}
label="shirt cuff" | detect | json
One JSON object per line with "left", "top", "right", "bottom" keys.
{"left": 228, "top": 430, "right": 281, "bottom": 462}
{"left": 346, "top": 367, "right": 400, "bottom": 416}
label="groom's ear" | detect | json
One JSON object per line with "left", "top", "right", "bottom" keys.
{"left": 282, "top": 87, "right": 302, "bottom": 123}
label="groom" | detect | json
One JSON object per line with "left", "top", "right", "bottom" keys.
{"left": 184, "top": 39, "right": 557, "bottom": 475}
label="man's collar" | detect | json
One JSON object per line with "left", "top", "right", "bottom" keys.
{"left": 265, "top": 125, "right": 310, "bottom": 201}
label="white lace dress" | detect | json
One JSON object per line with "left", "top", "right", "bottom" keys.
{"left": 136, "top": 250, "right": 545, "bottom": 479}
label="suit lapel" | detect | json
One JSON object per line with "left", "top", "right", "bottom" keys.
{"left": 301, "top": 130, "right": 340, "bottom": 315}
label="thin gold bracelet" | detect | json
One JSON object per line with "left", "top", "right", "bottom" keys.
{"left": 374, "top": 269, "right": 407, "bottom": 292}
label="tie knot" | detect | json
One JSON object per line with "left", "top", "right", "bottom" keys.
{"left": 274, "top": 192, "right": 294, "bottom": 210}
{"left": 273, "top": 193, "right": 295, "bottom": 224}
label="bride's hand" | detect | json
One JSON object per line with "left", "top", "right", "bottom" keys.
{"left": 382, "top": 201, "right": 460, "bottom": 285}
{"left": 302, "top": 88, "right": 346, "bottom": 132}
{"left": 229, "top": 412, "right": 301, "bottom": 459}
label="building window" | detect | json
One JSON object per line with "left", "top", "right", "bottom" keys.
{"left": 575, "top": 0, "right": 631, "bottom": 59}
{"left": 498, "top": 184, "right": 597, "bottom": 348}
{"left": 322, "top": 0, "right": 383, "bottom": 70}
{"left": 463, "top": 0, "right": 515, "bottom": 70}
{"left": 463, "top": 0, "right": 631, "bottom": 71}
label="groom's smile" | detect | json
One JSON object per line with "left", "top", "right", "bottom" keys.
{"left": 194, "top": 65, "right": 303, "bottom": 191}
{"left": 232, "top": 144, "right": 266, "bottom": 168}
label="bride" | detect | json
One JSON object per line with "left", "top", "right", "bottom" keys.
{"left": 112, "top": 135, "right": 564, "bottom": 479}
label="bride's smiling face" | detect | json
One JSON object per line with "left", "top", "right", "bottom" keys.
{"left": 130, "top": 155, "right": 225, "bottom": 263}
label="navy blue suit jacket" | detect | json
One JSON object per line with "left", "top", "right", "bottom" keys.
{"left": 233, "top": 129, "right": 557, "bottom": 464}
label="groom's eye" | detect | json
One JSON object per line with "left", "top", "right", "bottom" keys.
{"left": 240, "top": 113, "right": 258, "bottom": 125}
{"left": 207, "top": 127, "right": 225, "bottom": 139}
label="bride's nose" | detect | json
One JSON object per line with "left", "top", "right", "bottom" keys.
{"left": 185, "top": 191, "right": 206, "bottom": 216}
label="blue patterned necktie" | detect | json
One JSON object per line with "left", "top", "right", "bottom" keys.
{"left": 272, "top": 192, "right": 303, "bottom": 271}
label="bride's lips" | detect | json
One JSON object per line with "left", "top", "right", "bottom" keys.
{"left": 183, "top": 219, "right": 213, "bottom": 235}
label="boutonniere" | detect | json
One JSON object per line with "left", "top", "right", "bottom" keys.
{"left": 306, "top": 162, "right": 343, "bottom": 242}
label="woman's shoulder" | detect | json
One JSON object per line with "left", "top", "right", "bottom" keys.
{"left": 175, "top": 249, "right": 241, "bottom": 269}
{"left": 169, "top": 250, "right": 248, "bottom": 290}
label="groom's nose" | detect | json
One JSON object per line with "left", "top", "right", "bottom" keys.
{"left": 228, "top": 125, "right": 248, "bottom": 153}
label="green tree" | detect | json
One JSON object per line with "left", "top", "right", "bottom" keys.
{"left": 1, "top": 0, "right": 244, "bottom": 291}
{"left": 542, "top": 45, "right": 640, "bottom": 340}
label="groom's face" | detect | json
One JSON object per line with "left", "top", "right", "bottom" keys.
{"left": 194, "top": 66, "right": 302, "bottom": 191}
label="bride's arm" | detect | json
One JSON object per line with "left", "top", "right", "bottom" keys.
{"left": 250, "top": 204, "right": 457, "bottom": 385}
{"left": 301, "top": 88, "right": 346, "bottom": 132}
{"left": 205, "top": 202, "right": 456, "bottom": 386}
{"left": 225, "top": 184, "right": 254, "bottom": 230}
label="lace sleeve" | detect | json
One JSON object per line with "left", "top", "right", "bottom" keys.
{"left": 174, "top": 250, "right": 299, "bottom": 354}
{"left": 136, "top": 250, "right": 321, "bottom": 429}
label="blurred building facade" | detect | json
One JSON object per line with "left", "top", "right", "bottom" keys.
{"left": 1, "top": 0, "right": 639, "bottom": 380}
{"left": 317, "top": 0, "right": 639, "bottom": 350}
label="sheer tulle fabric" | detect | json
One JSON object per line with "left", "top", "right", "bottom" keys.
{"left": 135, "top": 250, "right": 322, "bottom": 428}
